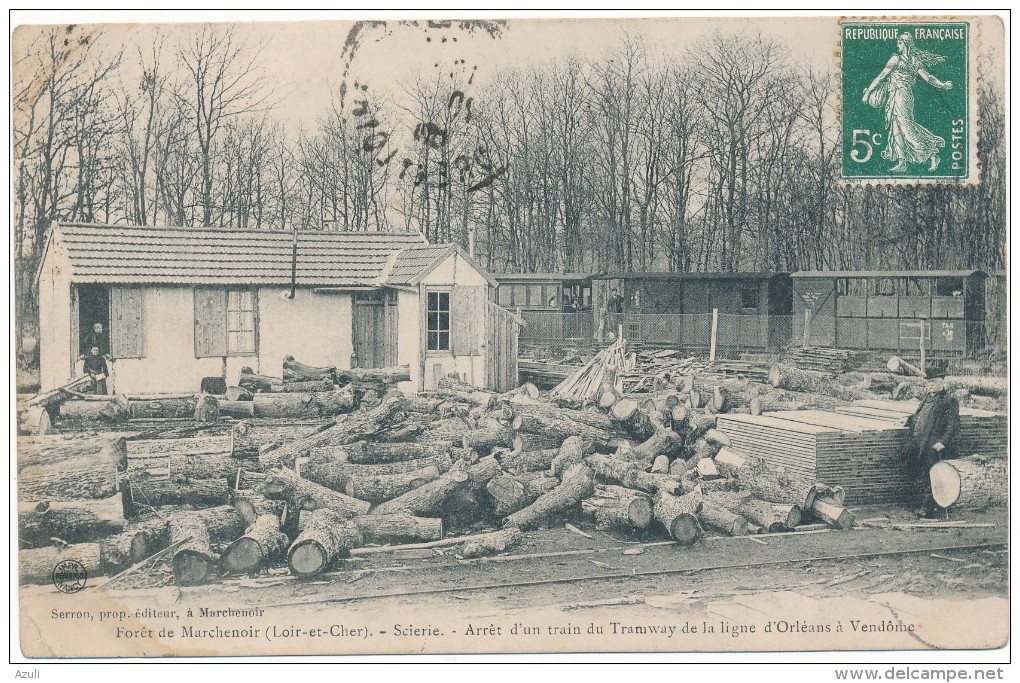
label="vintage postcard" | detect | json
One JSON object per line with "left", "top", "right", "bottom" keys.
{"left": 11, "top": 12, "right": 1008, "bottom": 662}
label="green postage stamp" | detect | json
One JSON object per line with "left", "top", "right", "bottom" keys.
{"left": 841, "top": 20, "right": 976, "bottom": 184}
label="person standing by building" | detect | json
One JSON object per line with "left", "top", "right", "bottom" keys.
{"left": 904, "top": 380, "right": 960, "bottom": 517}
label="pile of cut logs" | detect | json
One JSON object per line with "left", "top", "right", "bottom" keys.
{"left": 19, "top": 367, "right": 859, "bottom": 588}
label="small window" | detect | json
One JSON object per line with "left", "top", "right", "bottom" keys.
{"left": 427, "top": 291, "right": 451, "bottom": 351}
{"left": 740, "top": 282, "right": 759, "bottom": 309}
{"left": 226, "top": 289, "right": 256, "bottom": 354}
{"left": 528, "top": 285, "right": 542, "bottom": 307}
{"left": 497, "top": 285, "right": 511, "bottom": 307}
{"left": 871, "top": 278, "right": 896, "bottom": 296}
{"left": 900, "top": 278, "right": 931, "bottom": 296}
{"left": 838, "top": 278, "right": 869, "bottom": 296}
{"left": 935, "top": 276, "right": 965, "bottom": 296}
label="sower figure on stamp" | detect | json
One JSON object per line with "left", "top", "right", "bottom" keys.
{"left": 83, "top": 345, "right": 110, "bottom": 395}
{"left": 904, "top": 380, "right": 960, "bottom": 517}
{"left": 862, "top": 33, "right": 953, "bottom": 172}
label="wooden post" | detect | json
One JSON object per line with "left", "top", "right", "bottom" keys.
{"left": 919, "top": 319, "right": 928, "bottom": 379}
{"left": 709, "top": 308, "right": 719, "bottom": 362}
{"left": 803, "top": 309, "right": 812, "bottom": 348}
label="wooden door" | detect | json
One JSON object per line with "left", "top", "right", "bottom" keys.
{"left": 485, "top": 299, "right": 520, "bottom": 392}
{"left": 353, "top": 290, "right": 397, "bottom": 368}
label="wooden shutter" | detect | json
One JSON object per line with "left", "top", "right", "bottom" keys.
{"left": 110, "top": 287, "right": 145, "bottom": 358}
{"left": 194, "top": 288, "right": 227, "bottom": 358}
{"left": 452, "top": 286, "right": 487, "bottom": 356}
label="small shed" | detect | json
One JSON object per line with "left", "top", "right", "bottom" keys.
{"left": 591, "top": 272, "right": 793, "bottom": 352}
{"left": 791, "top": 270, "right": 988, "bottom": 355}
{"left": 36, "top": 222, "right": 516, "bottom": 394}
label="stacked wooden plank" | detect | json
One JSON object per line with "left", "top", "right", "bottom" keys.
{"left": 551, "top": 339, "right": 628, "bottom": 403}
{"left": 835, "top": 399, "right": 1007, "bottom": 457}
{"left": 711, "top": 360, "right": 770, "bottom": 382}
{"left": 786, "top": 347, "right": 857, "bottom": 375}
{"left": 715, "top": 410, "right": 912, "bottom": 505}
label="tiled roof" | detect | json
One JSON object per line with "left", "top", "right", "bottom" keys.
{"left": 49, "top": 223, "right": 427, "bottom": 287}
{"left": 384, "top": 244, "right": 456, "bottom": 286}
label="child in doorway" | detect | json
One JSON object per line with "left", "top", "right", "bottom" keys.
{"left": 83, "top": 345, "right": 109, "bottom": 395}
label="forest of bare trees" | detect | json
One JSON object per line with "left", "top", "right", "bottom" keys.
{"left": 12, "top": 24, "right": 1006, "bottom": 345}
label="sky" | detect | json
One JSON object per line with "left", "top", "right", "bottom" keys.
{"left": 11, "top": 11, "right": 1005, "bottom": 132}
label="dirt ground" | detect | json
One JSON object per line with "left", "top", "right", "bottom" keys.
{"left": 19, "top": 504, "right": 1008, "bottom": 658}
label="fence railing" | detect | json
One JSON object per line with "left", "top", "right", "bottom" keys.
{"left": 520, "top": 309, "right": 993, "bottom": 358}
{"left": 519, "top": 311, "right": 593, "bottom": 345}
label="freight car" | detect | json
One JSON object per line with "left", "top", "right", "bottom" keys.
{"left": 791, "top": 270, "right": 989, "bottom": 357}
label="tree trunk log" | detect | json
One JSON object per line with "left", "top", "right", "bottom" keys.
{"left": 282, "top": 356, "right": 335, "bottom": 381}
{"left": 348, "top": 466, "right": 442, "bottom": 504}
{"left": 345, "top": 442, "right": 450, "bottom": 465}
{"left": 887, "top": 355, "right": 924, "bottom": 377}
{"left": 628, "top": 428, "right": 683, "bottom": 469}
{"left": 310, "top": 447, "right": 455, "bottom": 478}
{"left": 508, "top": 402, "right": 612, "bottom": 448}
{"left": 239, "top": 371, "right": 283, "bottom": 393}
{"left": 59, "top": 396, "right": 131, "bottom": 425}
{"left": 551, "top": 436, "right": 584, "bottom": 478}
{"left": 260, "top": 467, "right": 371, "bottom": 518}
{"left": 219, "top": 400, "right": 256, "bottom": 419}
{"left": 714, "top": 446, "right": 818, "bottom": 510}
{"left": 287, "top": 509, "right": 361, "bottom": 577}
{"left": 271, "top": 378, "right": 334, "bottom": 393}
{"left": 512, "top": 432, "right": 562, "bottom": 453}
{"left": 745, "top": 501, "right": 801, "bottom": 532}
{"left": 335, "top": 366, "right": 411, "bottom": 384}
{"left": 193, "top": 394, "right": 220, "bottom": 422}
{"left": 222, "top": 514, "right": 289, "bottom": 574}
{"left": 259, "top": 395, "right": 406, "bottom": 469}
{"left": 942, "top": 376, "right": 1008, "bottom": 399}
{"left": 232, "top": 492, "right": 286, "bottom": 527}
{"left": 353, "top": 514, "right": 443, "bottom": 545}
{"left": 124, "top": 473, "right": 230, "bottom": 508}
{"left": 253, "top": 393, "right": 319, "bottom": 419}
{"left": 768, "top": 364, "right": 868, "bottom": 401}
{"left": 653, "top": 489, "right": 703, "bottom": 544}
{"left": 610, "top": 398, "right": 656, "bottom": 441}
{"left": 699, "top": 501, "right": 748, "bottom": 536}
{"left": 503, "top": 463, "right": 594, "bottom": 530}
{"left": 498, "top": 448, "right": 559, "bottom": 475}
{"left": 810, "top": 497, "right": 855, "bottom": 529}
{"left": 462, "top": 422, "right": 516, "bottom": 456}
{"left": 19, "top": 494, "right": 126, "bottom": 545}
{"left": 20, "top": 543, "right": 103, "bottom": 585}
{"left": 460, "top": 528, "right": 522, "bottom": 559}
{"left": 486, "top": 471, "right": 559, "bottom": 517}
{"left": 18, "top": 457, "right": 120, "bottom": 502}
{"left": 126, "top": 396, "right": 196, "bottom": 420}
{"left": 371, "top": 466, "right": 471, "bottom": 516}
{"left": 168, "top": 512, "right": 216, "bottom": 586}
{"left": 582, "top": 484, "right": 654, "bottom": 530}
{"left": 929, "top": 455, "right": 1007, "bottom": 510}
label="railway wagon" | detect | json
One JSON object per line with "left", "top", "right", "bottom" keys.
{"left": 591, "top": 272, "right": 794, "bottom": 353}
{"left": 493, "top": 273, "right": 593, "bottom": 345}
{"left": 791, "top": 270, "right": 989, "bottom": 356}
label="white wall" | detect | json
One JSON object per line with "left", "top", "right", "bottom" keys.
{"left": 93, "top": 286, "right": 353, "bottom": 394}
{"left": 419, "top": 252, "right": 489, "bottom": 390}
{"left": 395, "top": 289, "right": 420, "bottom": 393}
{"left": 255, "top": 287, "right": 352, "bottom": 382}
{"left": 113, "top": 287, "right": 222, "bottom": 394}
{"left": 38, "top": 254, "right": 72, "bottom": 392}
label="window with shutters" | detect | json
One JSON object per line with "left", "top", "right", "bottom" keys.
{"left": 195, "top": 288, "right": 257, "bottom": 358}
{"left": 426, "top": 291, "right": 451, "bottom": 351}
{"left": 226, "top": 289, "right": 257, "bottom": 354}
